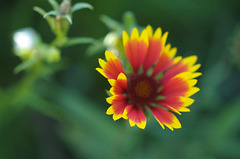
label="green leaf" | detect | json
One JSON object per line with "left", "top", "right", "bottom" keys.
{"left": 48, "top": 0, "right": 59, "bottom": 10}
{"left": 71, "top": 2, "right": 94, "bottom": 14}
{"left": 14, "top": 58, "right": 38, "bottom": 73}
{"left": 34, "top": 6, "right": 56, "bottom": 34}
{"left": 33, "top": 6, "right": 47, "bottom": 16}
{"left": 63, "top": 37, "right": 95, "bottom": 47}
{"left": 100, "top": 15, "right": 122, "bottom": 31}
{"left": 29, "top": 93, "right": 66, "bottom": 122}
{"left": 123, "top": 11, "right": 137, "bottom": 31}
{"left": 43, "top": 10, "right": 58, "bottom": 18}
{"left": 86, "top": 40, "right": 106, "bottom": 56}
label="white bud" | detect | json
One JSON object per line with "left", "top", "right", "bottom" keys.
{"left": 103, "top": 32, "right": 120, "bottom": 56}
{"left": 13, "top": 28, "right": 39, "bottom": 57}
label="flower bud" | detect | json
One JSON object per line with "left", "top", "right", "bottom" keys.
{"left": 103, "top": 32, "right": 121, "bottom": 56}
{"left": 45, "top": 46, "right": 61, "bottom": 63}
{"left": 58, "top": 0, "right": 71, "bottom": 16}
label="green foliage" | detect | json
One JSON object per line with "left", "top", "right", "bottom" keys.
{"left": 34, "top": 0, "right": 94, "bottom": 47}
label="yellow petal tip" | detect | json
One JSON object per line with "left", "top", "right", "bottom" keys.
{"left": 106, "top": 106, "right": 114, "bottom": 115}
{"left": 122, "top": 31, "right": 129, "bottom": 46}
{"left": 130, "top": 28, "right": 139, "bottom": 40}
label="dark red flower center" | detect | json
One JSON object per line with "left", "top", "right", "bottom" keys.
{"left": 127, "top": 74, "right": 158, "bottom": 107}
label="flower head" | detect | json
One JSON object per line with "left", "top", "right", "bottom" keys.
{"left": 97, "top": 25, "right": 201, "bottom": 130}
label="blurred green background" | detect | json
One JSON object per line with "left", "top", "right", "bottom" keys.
{"left": 1, "top": 0, "right": 240, "bottom": 159}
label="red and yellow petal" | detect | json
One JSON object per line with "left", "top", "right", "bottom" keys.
{"left": 146, "top": 25, "right": 154, "bottom": 38}
{"left": 143, "top": 27, "right": 164, "bottom": 72}
{"left": 159, "top": 61, "right": 189, "bottom": 85}
{"left": 177, "top": 72, "right": 200, "bottom": 97}
{"left": 126, "top": 105, "right": 147, "bottom": 129}
{"left": 159, "top": 55, "right": 201, "bottom": 85}
{"left": 96, "top": 50, "right": 125, "bottom": 80}
{"left": 160, "top": 73, "right": 190, "bottom": 97}
{"left": 160, "top": 72, "right": 200, "bottom": 97}
{"left": 182, "top": 56, "right": 198, "bottom": 68}
{"left": 123, "top": 28, "right": 149, "bottom": 73}
{"left": 152, "top": 44, "right": 178, "bottom": 76}
{"left": 143, "top": 38, "right": 162, "bottom": 72}
{"left": 157, "top": 96, "right": 194, "bottom": 113}
{"left": 182, "top": 56, "right": 201, "bottom": 74}
{"left": 158, "top": 72, "right": 199, "bottom": 114}
{"left": 146, "top": 25, "right": 168, "bottom": 46}
{"left": 106, "top": 106, "right": 128, "bottom": 120}
{"left": 108, "top": 73, "right": 127, "bottom": 95}
{"left": 150, "top": 106, "right": 181, "bottom": 130}
{"left": 106, "top": 95, "right": 128, "bottom": 120}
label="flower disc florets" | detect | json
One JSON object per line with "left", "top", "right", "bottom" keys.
{"left": 127, "top": 74, "right": 158, "bottom": 107}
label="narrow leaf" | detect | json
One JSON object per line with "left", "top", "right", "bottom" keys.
{"left": 86, "top": 40, "right": 106, "bottom": 56}
{"left": 63, "top": 37, "right": 95, "bottom": 47}
{"left": 48, "top": 0, "right": 59, "bottom": 10}
{"left": 123, "top": 11, "right": 137, "bottom": 31}
{"left": 33, "top": 6, "right": 46, "bottom": 16}
{"left": 71, "top": 2, "right": 94, "bottom": 13}
{"left": 100, "top": 15, "right": 122, "bottom": 31}
{"left": 14, "top": 58, "right": 38, "bottom": 73}
{"left": 44, "top": 10, "right": 58, "bottom": 18}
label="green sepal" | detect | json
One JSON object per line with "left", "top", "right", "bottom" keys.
{"left": 106, "top": 90, "right": 112, "bottom": 97}
{"left": 62, "top": 14, "right": 72, "bottom": 24}
{"left": 156, "top": 95, "right": 165, "bottom": 100}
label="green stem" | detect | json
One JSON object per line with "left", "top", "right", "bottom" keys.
{"left": 0, "top": 63, "right": 45, "bottom": 125}
{"left": 10, "top": 64, "right": 43, "bottom": 107}
{"left": 51, "top": 20, "right": 66, "bottom": 47}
